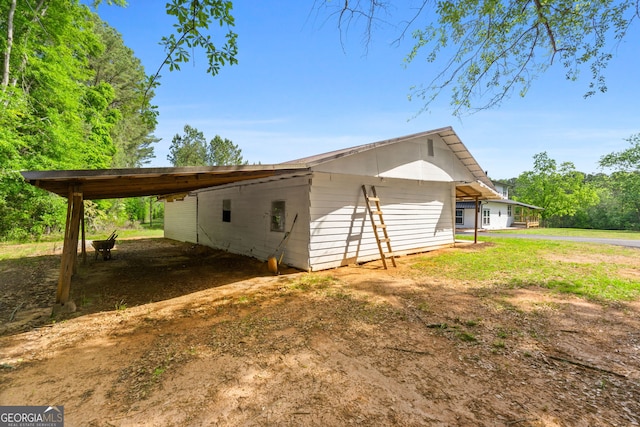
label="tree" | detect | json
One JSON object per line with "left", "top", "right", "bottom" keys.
{"left": 91, "top": 0, "right": 238, "bottom": 95}
{"left": 0, "top": 2, "right": 160, "bottom": 239}
{"left": 599, "top": 134, "right": 640, "bottom": 229}
{"left": 167, "top": 125, "right": 209, "bottom": 166}
{"left": 88, "top": 17, "right": 159, "bottom": 167}
{"left": 208, "top": 135, "right": 247, "bottom": 166}
{"left": 0, "top": 1, "right": 107, "bottom": 239}
{"left": 0, "top": 1, "right": 239, "bottom": 240}
{"left": 168, "top": 125, "right": 246, "bottom": 166}
{"left": 514, "top": 152, "right": 599, "bottom": 223}
{"left": 323, "top": 0, "right": 640, "bottom": 115}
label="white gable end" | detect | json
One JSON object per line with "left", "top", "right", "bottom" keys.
{"left": 309, "top": 135, "right": 476, "bottom": 183}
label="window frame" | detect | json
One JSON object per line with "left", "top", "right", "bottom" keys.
{"left": 455, "top": 208, "right": 464, "bottom": 225}
{"left": 270, "top": 200, "right": 286, "bottom": 232}
{"left": 222, "top": 199, "right": 231, "bottom": 223}
{"left": 482, "top": 208, "right": 491, "bottom": 226}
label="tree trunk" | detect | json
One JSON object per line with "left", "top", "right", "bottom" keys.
{"left": 9, "top": 0, "right": 49, "bottom": 88}
{"left": 2, "top": 0, "right": 17, "bottom": 88}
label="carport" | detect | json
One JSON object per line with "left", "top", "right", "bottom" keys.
{"left": 21, "top": 165, "right": 307, "bottom": 310}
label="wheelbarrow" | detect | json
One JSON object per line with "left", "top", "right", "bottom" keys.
{"left": 92, "top": 231, "right": 117, "bottom": 260}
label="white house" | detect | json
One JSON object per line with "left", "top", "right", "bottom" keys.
{"left": 455, "top": 181, "right": 543, "bottom": 230}
{"left": 164, "top": 127, "right": 502, "bottom": 271}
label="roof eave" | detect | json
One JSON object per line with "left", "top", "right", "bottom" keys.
{"left": 21, "top": 164, "right": 310, "bottom": 200}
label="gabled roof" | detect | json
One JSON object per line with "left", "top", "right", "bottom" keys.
{"left": 21, "top": 127, "right": 499, "bottom": 201}
{"left": 285, "top": 126, "right": 496, "bottom": 191}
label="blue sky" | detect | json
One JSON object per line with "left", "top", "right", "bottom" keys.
{"left": 94, "top": 1, "right": 640, "bottom": 179}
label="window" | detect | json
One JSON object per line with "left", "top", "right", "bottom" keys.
{"left": 507, "top": 205, "right": 512, "bottom": 217}
{"left": 455, "top": 209, "right": 464, "bottom": 225}
{"left": 271, "top": 201, "right": 285, "bottom": 232}
{"left": 222, "top": 199, "right": 231, "bottom": 222}
{"left": 482, "top": 209, "right": 490, "bottom": 226}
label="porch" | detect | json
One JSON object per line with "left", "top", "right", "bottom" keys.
{"left": 513, "top": 205, "right": 541, "bottom": 228}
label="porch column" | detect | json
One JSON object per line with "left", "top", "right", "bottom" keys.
{"left": 473, "top": 196, "right": 479, "bottom": 244}
{"left": 55, "top": 185, "right": 83, "bottom": 309}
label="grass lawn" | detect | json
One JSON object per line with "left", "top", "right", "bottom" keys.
{"left": 477, "top": 227, "right": 640, "bottom": 240}
{"left": 0, "top": 227, "right": 164, "bottom": 261}
{"left": 413, "top": 237, "right": 640, "bottom": 301}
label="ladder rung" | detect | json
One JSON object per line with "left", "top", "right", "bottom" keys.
{"left": 363, "top": 185, "right": 395, "bottom": 269}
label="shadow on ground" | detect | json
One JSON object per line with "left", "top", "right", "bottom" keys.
{"left": 0, "top": 238, "right": 294, "bottom": 336}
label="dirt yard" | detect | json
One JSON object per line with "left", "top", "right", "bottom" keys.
{"left": 1, "top": 238, "right": 639, "bottom": 426}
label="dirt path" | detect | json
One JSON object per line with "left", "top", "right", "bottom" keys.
{"left": 1, "top": 239, "right": 639, "bottom": 426}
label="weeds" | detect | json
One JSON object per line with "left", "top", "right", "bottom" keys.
{"left": 236, "top": 296, "right": 251, "bottom": 305}
{"left": 285, "top": 274, "right": 339, "bottom": 291}
{"left": 456, "top": 331, "right": 477, "bottom": 342}
{"left": 496, "top": 329, "right": 509, "bottom": 339}
{"left": 152, "top": 366, "right": 166, "bottom": 379}
{"left": 492, "top": 340, "right": 506, "bottom": 349}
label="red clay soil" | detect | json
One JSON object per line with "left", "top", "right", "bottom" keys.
{"left": 1, "top": 238, "right": 639, "bottom": 426}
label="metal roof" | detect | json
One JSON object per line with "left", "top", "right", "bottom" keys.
{"left": 456, "top": 199, "right": 544, "bottom": 210}
{"left": 21, "top": 127, "right": 499, "bottom": 201}
{"left": 487, "top": 199, "right": 544, "bottom": 210}
{"left": 21, "top": 165, "right": 308, "bottom": 200}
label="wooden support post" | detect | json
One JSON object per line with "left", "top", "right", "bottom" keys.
{"left": 81, "top": 200, "right": 86, "bottom": 264}
{"left": 473, "top": 197, "right": 479, "bottom": 244}
{"left": 55, "top": 186, "right": 82, "bottom": 309}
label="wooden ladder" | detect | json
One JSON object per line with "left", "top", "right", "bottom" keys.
{"left": 362, "top": 185, "right": 396, "bottom": 269}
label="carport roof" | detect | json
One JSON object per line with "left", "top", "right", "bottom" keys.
{"left": 21, "top": 165, "right": 309, "bottom": 200}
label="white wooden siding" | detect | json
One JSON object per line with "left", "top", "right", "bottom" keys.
{"left": 310, "top": 135, "right": 476, "bottom": 183}
{"left": 309, "top": 173, "right": 454, "bottom": 270}
{"left": 482, "top": 202, "right": 513, "bottom": 229}
{"left": 455, "top": 202, "right": 514, "bottom": 230}
{"left": 196, "top": 175, "right": 311, "bottom": 270}
{"left": 164, "top": 195, "right": 198, "bottom": 243}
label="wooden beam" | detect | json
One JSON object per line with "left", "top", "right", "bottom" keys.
{"left": 56, "top": 186, "right": 82, "bottom": 307}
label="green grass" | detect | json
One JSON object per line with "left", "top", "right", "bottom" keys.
{"left": 92, "top": 228, "right": 164, "bottom": 240}
{"left": 412, "top": 237, "right": 640, "bottom": 301}
{"left": 481, "top": 227, "right": 640, "bottom": 240}
{"left": 0, "top": 228, "right": 164, "bottom": 261}
{"left": 284, "top": 274, "right": 339, "bottom": 291}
